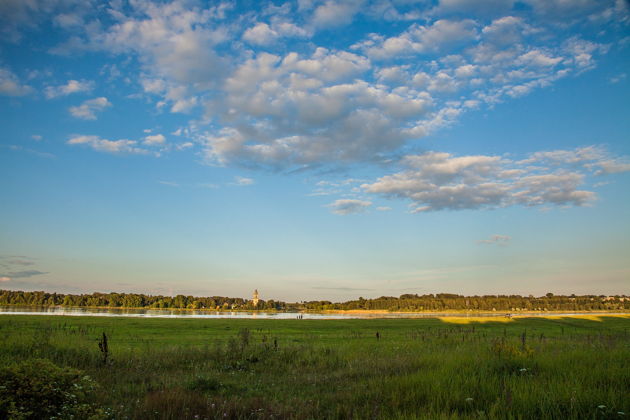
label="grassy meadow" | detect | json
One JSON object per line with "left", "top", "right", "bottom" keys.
{"left": 0, "top": 314, "right": 628, "bottom": 419}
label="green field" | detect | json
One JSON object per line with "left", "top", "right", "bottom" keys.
{"left": 0, "top": 315, "right": 628, "bottom": 419}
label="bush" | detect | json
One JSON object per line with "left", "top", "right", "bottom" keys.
{"left": 0, "top": 358, "right": 107, "bottom": 420}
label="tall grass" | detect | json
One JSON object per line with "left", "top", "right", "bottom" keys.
{"left": 0, "top": 315, "right": 628, "bottom": 419}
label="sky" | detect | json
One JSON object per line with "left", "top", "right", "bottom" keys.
{"left": 0, "top": 0, "right": 629, "bottom": 302}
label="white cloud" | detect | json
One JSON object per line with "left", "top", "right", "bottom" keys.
{"left": 171, "top": 96, "right": 198, "bottom": 113}
{"left": 480, "top": 16, "right": 534, "bottom": 45}
{"left": 44, "top": 79, "right": 93, "bottom": 98}
{"left": 0, "top": 67, "right": 32, "bottom": 96}
{"left": 201, "top": 48, "right": 434, "bottom": 169}
{"left": 67, "top": 135, "right": 148, "bottom": 154}
{"left": 516, "top": 50, "right": 562, "bottom": 67}
{"left": 143, "top": 134, "right": 166, "bottom": 146}
{"left": 0, "top": 276, "right": 10, "bottom": 282}
{"left": 360, "top": 146, "right": 626, "bottom": 212}
{"left": 68, "top": 97, "right": 111, "bottom": 120}
{"left": 243, "top": 20, "right": 311, "bottom": 46}
{"left": 594, "top": 160, "right": 630, "bottom": 175}
{"left": 31, "top": 134, "right": 42, "bottom": 141}
{"left": 21, "top": 0, "right": 622, "bottom": 174}
{"left": 361, "top": 19, "right": 478, "bottom": 59}
{"left": 311, "top": 0, "right": 364, "bottom": 28}
{"left": 243, "top": 23, "right": 278, "bottom": 45}
{"left": 521, "top": 145, "right": 606, "bottom": 165}
{"left": 326, "top": 199, "right": 372, "bottom": 215}
{"left": 141, "top": 78, "right": 167, "bottom": 94}
{"left": 519, "top": 145, "right": 630, "bottom": 176}
{"left": 96, "top": 1, "right": 228, "bottom": 87}
{"left": 376, "top": 66, "right": 410, "bottom": 84}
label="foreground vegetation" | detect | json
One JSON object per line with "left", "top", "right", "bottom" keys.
{"left": 0, "top": 315, "right": 628, "bottom": 419}
{"left": 2, "top": 288, "right": 629, "bottom": 312}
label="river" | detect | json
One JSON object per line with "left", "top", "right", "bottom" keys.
{"left": 0, "top": 306, "right": 622, "bottom": 319}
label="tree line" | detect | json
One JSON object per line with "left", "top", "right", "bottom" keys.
{"left": 0, "top": 290, "right": 280, "bottom": 310}
{"left": 0, "top": 289, "right": 628, "bottom": 312}
{"left": 301, "top": 293, "right": 630, "bottom": 312}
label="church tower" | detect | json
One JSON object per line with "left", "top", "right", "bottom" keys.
{"left": 252, "top": 289, "right": 259, "bottom": 307}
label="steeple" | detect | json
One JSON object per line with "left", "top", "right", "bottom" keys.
{"left": 252, "top": 289, "right": 259, "bottom": 307}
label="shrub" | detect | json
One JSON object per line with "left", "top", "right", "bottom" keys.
{"left": 0, "top": 358, "right": 107, "bottom": 420}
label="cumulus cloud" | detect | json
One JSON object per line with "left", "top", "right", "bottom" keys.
{"left": 44, "top": 79, "right": 93, "bottom": 98}
{"left": 311, "top": 0, "right": 364, "bottom": 28}
{"left": 520, "top": 145, "right": 630, "bottom": 175}
{"left": 326, "top": 199, "right": 372, "bottom": 215}
{"left": 67, "top": 135, "right": 149, "bottom": 154}
{"left": 96, "top": 1, "right": 228, "bottom": 88}
{"left": 477, "top": 234, "right": 511, "bottom": 245}
{"left": 243, "top": 22, "right": 278, "bottom": 45}
{"left": 358, "top": 19, "right": 478, "bottom": 59}
{"left": 191, "top": 8, "right": 612, "bottom": 171}
{"left": 143, "top": 134, "right": 166, "bottom": 146}
{"left": 200, "top": 48, "right": 435, "bottom": 169}
{"left": 594, "top": 160, "right": 630, "bottom": 175}
{"left": 8, "top": 0, "right": 624, "bottom": 175}
{"left": 68, "top": 97, "right": 111, "bottom": 120}
{"left": 361, "top": 146, "right": 628, "bottom": 213}
{"left": 0, "top": 67, "right": 32, "bottom": 96}
{"left": 242, "top": 21, "right": 309, "bottom": 45}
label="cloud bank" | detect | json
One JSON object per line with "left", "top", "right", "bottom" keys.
{"left": 361, "top": 146, "right": 629, "bottom": 213}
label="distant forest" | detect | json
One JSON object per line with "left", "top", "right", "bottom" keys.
{"left": 1, "top": 289, "right": 628, "bottom": 312}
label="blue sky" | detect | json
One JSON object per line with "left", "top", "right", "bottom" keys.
{"left": 0, "top": 0, "right": 629, "bottom": 301}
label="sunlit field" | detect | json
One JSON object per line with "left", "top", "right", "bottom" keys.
{"left": 1, "top": 315, "right": 628, "bottom": 419}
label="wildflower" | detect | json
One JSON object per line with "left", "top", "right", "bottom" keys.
{"left": 465, "top": 398, "right": 474, "bottom": 403}
{"left": 519, "top": 368, "right": 527, "bottom": 372}
{"left": 598, "top": 405, "right": 607, "bottom": 410}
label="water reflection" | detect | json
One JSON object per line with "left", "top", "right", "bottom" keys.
{"left": 0, "top": 306, "right": 351, "bottom": 319}
{"left": 0, "top": 306, "right": 618, "bottom": 319}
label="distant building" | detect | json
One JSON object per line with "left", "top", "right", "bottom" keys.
{"left": 252, "top": 289, "right": 259, "bottom": 307}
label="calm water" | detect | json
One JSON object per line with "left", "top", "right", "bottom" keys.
{"left": 0, "top": 306, "right": 620, "bottom": 319}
